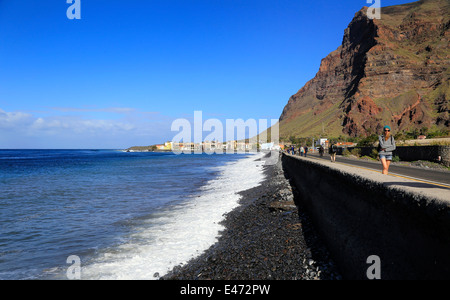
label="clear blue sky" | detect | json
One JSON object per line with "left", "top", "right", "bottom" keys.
{"left": 0, "top": 0, "right": 416, "bottom": 148}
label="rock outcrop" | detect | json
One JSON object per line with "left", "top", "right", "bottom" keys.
{"left": 279, "top": 0, "right": 449, "bottom": 139}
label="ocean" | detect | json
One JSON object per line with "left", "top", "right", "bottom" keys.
{"left": 0, "top": 149, "right": 265, "bottom": 280}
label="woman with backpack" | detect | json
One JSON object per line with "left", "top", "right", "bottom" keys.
{"left": 378, "top": 125, "right": 396, "bottom": 175}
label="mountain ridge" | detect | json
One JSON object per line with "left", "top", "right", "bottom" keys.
{"left": 278, "top": 0, "right": 449, "bottom": 140}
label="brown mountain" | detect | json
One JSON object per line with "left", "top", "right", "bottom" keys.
{"left": 279, "top": 0, "right": 449, "bottom": 140}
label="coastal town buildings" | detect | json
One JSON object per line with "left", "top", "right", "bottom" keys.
{"left": 126, "top": 140, "right": 283, "bottom": 152}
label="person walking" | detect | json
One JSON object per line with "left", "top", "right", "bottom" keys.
{"left": 304, "top": 145, "right": 308, "bottom": 157}
{"left": 300, "top": 146, "right": 304, "bottom": 157}
{"left": 319, "top": 145, "right": 324, "bottom": 157}
{"left": 378, "top": 125, "right": 396, "bottom": 175}
{"left": 329, "top": 142, "right": 337, "bottom": 162}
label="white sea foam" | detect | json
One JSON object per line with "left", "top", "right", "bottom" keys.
{"left": 81, "top": 152, "right": 266, "bottom": 280}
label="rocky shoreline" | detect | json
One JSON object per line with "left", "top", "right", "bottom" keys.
{"left": 162, "top": 155, "right": 342, "bottom": 280}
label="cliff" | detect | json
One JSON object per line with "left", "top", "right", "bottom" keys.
{"left": 279, "top": 0, "right": 450, "bottom": 139}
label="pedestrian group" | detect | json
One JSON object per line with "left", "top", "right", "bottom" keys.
{"left": 284, "top": 125, "right": 396, "bottom": 175}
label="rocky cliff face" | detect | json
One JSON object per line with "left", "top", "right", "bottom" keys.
{"left": 279, "top": 0, "right": 449, "bottom": 139}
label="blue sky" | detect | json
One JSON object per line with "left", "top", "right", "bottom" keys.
{"left": 0, "top": 0, "right": 416, "bottom": 148}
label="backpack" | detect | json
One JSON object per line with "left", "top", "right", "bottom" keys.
{"left": 330, "top": 144, "right": 337, "bottom": 154}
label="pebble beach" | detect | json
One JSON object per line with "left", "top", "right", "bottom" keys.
{"left": 162, "top": 154, "right": 342, "bottom": 280}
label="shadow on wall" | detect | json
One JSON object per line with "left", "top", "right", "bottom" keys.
{"left": 281, "top": 165, "right": 343, "bottom": 280}
{"left": 281, "top": 153, "right": 450, "bottom": 280}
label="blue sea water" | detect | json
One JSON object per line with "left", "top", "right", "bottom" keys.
{"left": 0, "top": 149, "right": 265, "bottom": 280}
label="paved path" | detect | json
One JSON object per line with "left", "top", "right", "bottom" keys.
{"left": 303, "top": 152, "right": 450, "bottom": 188}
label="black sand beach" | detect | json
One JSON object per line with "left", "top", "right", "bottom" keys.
{"left": 162, "top": 154, "right": 342, "bottom": 280}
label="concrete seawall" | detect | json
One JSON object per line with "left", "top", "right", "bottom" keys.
{"left": 343, "top": 145, "right": 450, "bottom": 166}
{"left": 282, "top": 153, "right": 450, "bottom": 280}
